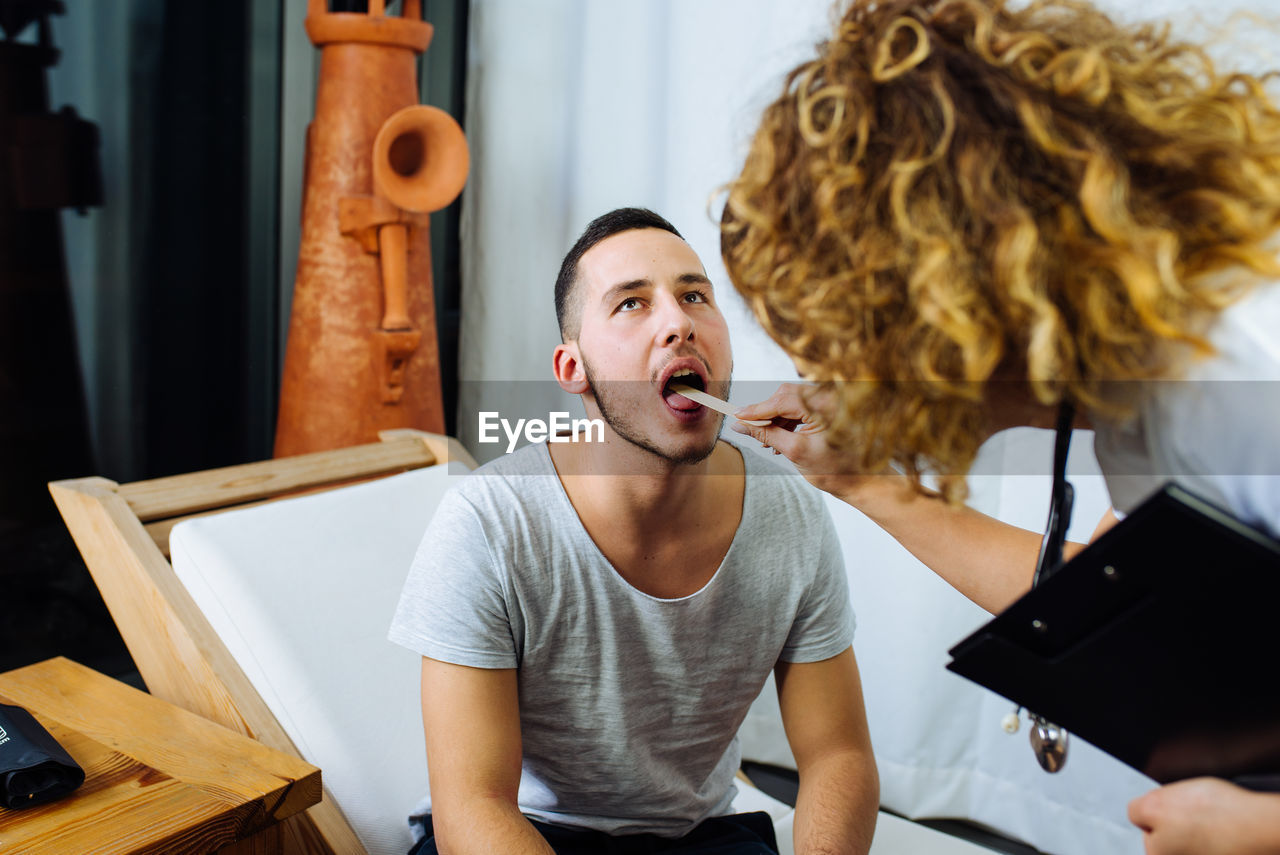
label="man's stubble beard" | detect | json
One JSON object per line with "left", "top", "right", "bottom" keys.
{"left": 581, "top": 355, "right": 727, "bottom": 466}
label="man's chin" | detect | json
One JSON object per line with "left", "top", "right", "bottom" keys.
{"left": 650, "top": 420, "right": 725, "bottom": 466}
{"left": 663, "top": 439, "right": 719, "bottom": 467}
{"left": 608, "top": 422, "right": 721, "bottom": 469}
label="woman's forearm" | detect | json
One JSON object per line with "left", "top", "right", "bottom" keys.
{"left": 839, "top": 476, "right": 1057, "bottom": 613}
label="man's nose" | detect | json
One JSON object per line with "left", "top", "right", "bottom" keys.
{"left": 657, "top": 294, "right": 695, "bottom": 346}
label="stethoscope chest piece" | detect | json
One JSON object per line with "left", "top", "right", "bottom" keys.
{"left": 1029, "top": 714, "right": 1069, "bottom": 773}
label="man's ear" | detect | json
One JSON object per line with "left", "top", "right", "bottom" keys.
{"left": 553, "top": 343, "right": 590, "bottom": 395}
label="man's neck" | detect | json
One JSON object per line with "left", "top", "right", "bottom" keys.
{"left": 548, "top": 436, "right": 746, "bottom": 598}
{"left": 550, "top": 434, "right": 728, "bottom": 519}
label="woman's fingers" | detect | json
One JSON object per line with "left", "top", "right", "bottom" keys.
{"left": 733, "top": 383, "right": 810, "bottom": 422}
{"left": 729, "top": 419, "right": 801, "bottom": 456}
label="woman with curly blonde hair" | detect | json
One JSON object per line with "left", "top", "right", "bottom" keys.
{"left": 722, "top": 0, "right": 1280, "bottom": 852}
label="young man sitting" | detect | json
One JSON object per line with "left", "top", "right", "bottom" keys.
{"left": 389, "top": 208, "right": 879, "bottom": 854}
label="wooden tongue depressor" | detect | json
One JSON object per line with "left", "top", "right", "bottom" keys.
{"left": 669, "top": 384, "right": 773, "bottom": 426}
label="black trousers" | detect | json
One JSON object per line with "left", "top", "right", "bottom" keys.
{"left": 407, "top": 811, "right": 779, "bottom": 855}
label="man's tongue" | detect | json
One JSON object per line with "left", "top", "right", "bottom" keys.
{"left": 663, "top": 382, "right": 700, "bottom": 411}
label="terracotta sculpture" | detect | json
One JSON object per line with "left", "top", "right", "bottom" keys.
{"left": 274, "top": 0, "right": 468, "bottom": 458}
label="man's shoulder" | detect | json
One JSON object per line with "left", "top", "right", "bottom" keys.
{"left": 469, "top": 442, "right": 556, "bottom": 475}
{"left": 729, "top": 439, "right": 849, "bottom": 604}
{"left": 456, "top": 443, "right": 557, "bottom": 483}
{"left": 445, "top": 443, "right": 562, "bottom": 509}
{"left": 730, "top": 437, "right": 835, "bottom": 540}
{"left": 420, "top": 445, "right": 571, "bottom": 566}
{"left": 734, "top": 439, "right": 825, "bottom": 507}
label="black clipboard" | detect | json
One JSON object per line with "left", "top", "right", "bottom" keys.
{"left": 947, "top": 482, "right": 1280, "bottom": 787}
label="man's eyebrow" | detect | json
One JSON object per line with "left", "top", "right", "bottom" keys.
{"left": 600, "top": 279, "right": 651, "bottom": 306}
{"left": 600, "top": 273, "right": 713, "bottom": 307}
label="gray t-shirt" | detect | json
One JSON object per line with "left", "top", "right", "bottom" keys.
{"left": 388, "top": 440, "right": 854, "bottom": 837}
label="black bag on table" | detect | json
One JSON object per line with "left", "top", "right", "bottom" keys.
{"left": 0, "top": 703, "right": 85, "bottom": 809}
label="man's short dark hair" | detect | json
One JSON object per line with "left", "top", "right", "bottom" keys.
{"left": 555, "top": 207, "right": 683, "bottom": 340}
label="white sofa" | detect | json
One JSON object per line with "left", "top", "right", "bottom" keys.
{"left": 168, "top": 428, "right": 1152, "bottom": 855}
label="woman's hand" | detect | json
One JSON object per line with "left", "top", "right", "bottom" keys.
{"left": 730, "top": 383, "right": 882, "bottom": 503}
{"left": 733, "top": 383, "right": 1053, "bottom": 612}
{"left": 1129, "top": 778, "right": 1280, "bottom": 855}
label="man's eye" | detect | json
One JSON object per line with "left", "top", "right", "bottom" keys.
{"left": 683, "top": 290, "right": 708, "bottom": 304}
{"left": 618, "top": 298, "right": 640, "bottom": 311}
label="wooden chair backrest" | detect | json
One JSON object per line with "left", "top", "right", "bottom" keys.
{"left": 48, "top": 430, "right": 476, "bottom": 855}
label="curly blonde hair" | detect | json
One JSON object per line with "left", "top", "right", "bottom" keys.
{"left": 722, "top": 0, "right": 1280, "bottom": 500}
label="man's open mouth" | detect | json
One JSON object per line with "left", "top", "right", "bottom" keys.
{"left": 661, "top": 368, "right": 706, "bottom": 411}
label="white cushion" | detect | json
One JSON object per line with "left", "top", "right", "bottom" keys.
{"left": 169, "top": 464, "right": 459, "bottom": 855}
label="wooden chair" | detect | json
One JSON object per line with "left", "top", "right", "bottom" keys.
{"left": 49, "top": 430, "right": 476, "bottom": 855}
{"left": 50, "top": 428, "right": 1010, "bottom": 855}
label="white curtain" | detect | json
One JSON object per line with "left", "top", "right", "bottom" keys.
{"left": 458, "top": 3, "right": 1278, "bottom": 855}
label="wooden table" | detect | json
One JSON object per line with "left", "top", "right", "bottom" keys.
{"left": 0, "top": 657, "right": 321, "bottom": 854}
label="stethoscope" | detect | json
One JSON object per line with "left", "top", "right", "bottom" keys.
{"left": 1002, "top": 401, "right": 1075, "bottom": 773}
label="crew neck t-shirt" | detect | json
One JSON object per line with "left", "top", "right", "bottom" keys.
{"left": 388, "top": 439, "right": 854, "bottom": 837}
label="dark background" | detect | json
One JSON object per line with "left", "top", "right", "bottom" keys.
{"left": 0, "top": 0, "right": 469, "bottom": 687}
